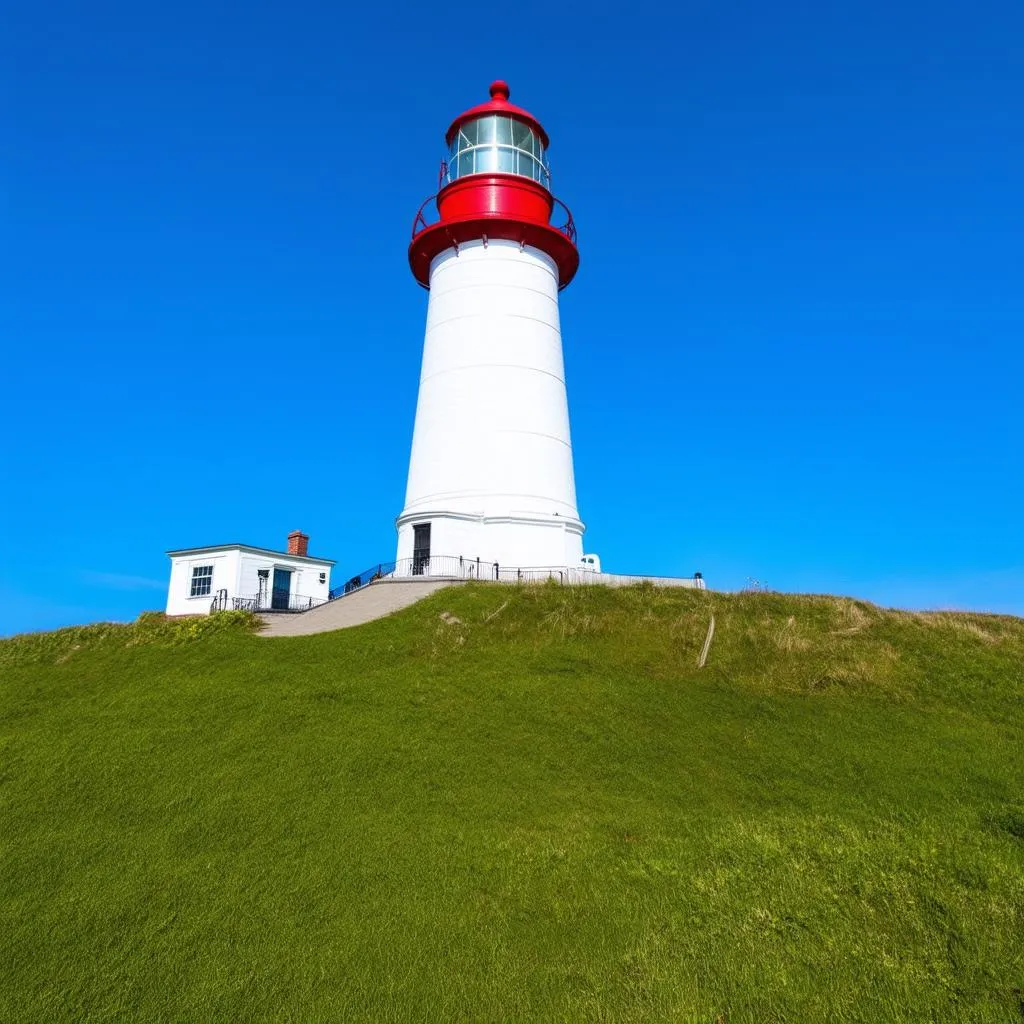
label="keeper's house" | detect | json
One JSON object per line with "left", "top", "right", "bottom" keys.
{"left": 166, "top": 531, "right": 334, "bottom": 616}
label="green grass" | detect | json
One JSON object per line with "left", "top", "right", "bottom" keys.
{"left": 2, "top": 585, "right": 1022, "bottom": 1022}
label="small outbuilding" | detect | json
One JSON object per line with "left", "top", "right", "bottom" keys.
{"left": 165, "top": 531, "right": 335, "bottom": 616}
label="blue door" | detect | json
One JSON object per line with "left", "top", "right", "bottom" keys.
{"left": 271, "top": 568, "right": 292, "bottom": 610}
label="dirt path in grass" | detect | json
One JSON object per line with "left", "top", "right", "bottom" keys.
{"left": 258, "top": 580, "right": 463, "bottom": 637}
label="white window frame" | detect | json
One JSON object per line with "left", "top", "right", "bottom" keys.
{"left": 189, "top": 564, "right": 214, "bottom": 598}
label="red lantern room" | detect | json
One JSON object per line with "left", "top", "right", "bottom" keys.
{"left": 408, "top": 80, "right": 579, "bottom": 290}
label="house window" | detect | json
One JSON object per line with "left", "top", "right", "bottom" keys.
{"left": 190, "top": 565, "right": 214, "bottom": 597}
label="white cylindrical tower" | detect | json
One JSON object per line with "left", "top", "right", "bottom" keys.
{"left": 398, "top": 81, "right": 586, "bottom": 573}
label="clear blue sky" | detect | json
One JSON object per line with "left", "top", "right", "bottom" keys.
{"left": 3, "top": 0, "right": 1022, "bottom": 634}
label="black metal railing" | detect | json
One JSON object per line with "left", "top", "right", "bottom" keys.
{"left": 328, "top": 555, "right": 573, "bottom": 601}
{"left": 551, "top": 197, "right": 576, "bottom": 244}
{"left": 327, "top": 555, "right": 708, "bottom": 599}
{"left": 391, "top": 554, "right": 500, "bottom": 581}
{"left": 231, "top": 593, "right": 328, "bottom": 614}
{"left": 205, "top": 555, "right": 707, "bottom": 617}
{"left": 329, "top": 561, "right": 397, "bottom": 600}
{"left": 404, "top": 554, "right": 483, "bottom": 579}
{"left": 393, "top": 555, "right": 573, "bottom": 583}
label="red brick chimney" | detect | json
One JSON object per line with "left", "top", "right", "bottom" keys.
{"left": 287, "top": 530, "right": 309, "bottom": 557}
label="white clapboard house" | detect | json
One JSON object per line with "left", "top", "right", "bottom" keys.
{"left": 166, "top": 531, "right": 334, "bottom": 616}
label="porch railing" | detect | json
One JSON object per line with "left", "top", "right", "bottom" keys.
{"left": 232, "top": 593, "right": 328, "bottom": 614}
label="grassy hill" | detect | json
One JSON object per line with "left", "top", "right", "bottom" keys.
{"left": 2, "top": 584, "right": 1022, "bottom": 1023}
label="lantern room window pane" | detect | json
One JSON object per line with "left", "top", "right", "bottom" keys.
{"left": 447, "top": 113, "right": 550, "bottom": 188}
{"left": 512, "top": 119, "right": 533, "bottom": 151}
{"left": 476, "top": 116, "right": 496, "bottom": 144}
{"left": 475, "top": 146, "right": 498, "bottom": 173}
{"left": 495, "top": 116, "right": 513, "bottom": 146}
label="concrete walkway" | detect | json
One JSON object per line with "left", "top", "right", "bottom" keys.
{"left": 257, "top": 579, "right": 463, "bottom": 638}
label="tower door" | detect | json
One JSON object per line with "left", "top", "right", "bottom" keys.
{"left": 271, "top": 568, "right": 292, "bottom": 610}
{"left": 413, "top": 523, "right": 431, "bottom": 575}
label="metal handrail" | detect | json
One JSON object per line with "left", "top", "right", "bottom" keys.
{"left": 215, "top": 558, "right": 705, "bottom": 616}
{"left": 326, "top": 554, "right": 622, "bottom": 602}
{"left": 330, "top": 554, "right": 554, "bottom": 600}
{"left": 412, "top": 194, "right": 438, "bottom": 238}
{"left": 330, "top": 554, "right": 706, "bottom": 592}
{"left": 551, "top": 197, "right": 576, "bottom": 244}
{"left": 232, "top": 593, "right": 328, "bottom": 614}
{"left": 411, "top": 192, "right": 577, "bottom": 244}
{"left": 330, "top": 561, "right": 396, "bottom": 600}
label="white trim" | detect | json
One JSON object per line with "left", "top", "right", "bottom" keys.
{"left": 166, "top": 543, "right": 334, "bottom": 566}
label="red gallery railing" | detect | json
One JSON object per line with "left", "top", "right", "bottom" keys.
{"left": 410, "top": 192, "right": 577, "bottom": 246}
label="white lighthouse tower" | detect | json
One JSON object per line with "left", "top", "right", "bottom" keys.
{"left": 397, "top": 81, "right": 588, "bottom": 575}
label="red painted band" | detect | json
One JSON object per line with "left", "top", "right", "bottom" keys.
{"left": 409, "top": 217, "right": 579, "bottom": 291}
{"left": 436, "top": 174, "right": 554, "bottom": 228}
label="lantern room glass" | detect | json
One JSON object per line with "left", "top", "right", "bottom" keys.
{"left": 447, "top": 115, "right": 550, "bottom": 189}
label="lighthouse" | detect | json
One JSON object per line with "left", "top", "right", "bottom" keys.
{"left": 397, "top": 81, "right": 588, "bottom": 574}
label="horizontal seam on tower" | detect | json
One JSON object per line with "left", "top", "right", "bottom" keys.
{"left": 430, "top": 282, "right": 557, "bottom": 301}
{"left": 432, "top": 265, "right": 557, "bottom": 287}
{"left": 425, "top": 313, "right": 561, "bottom": 333}
{"left": 402, "top": 489, "right": 579, "bottom": 506}
{"left": 419, "top": 364, "right": 566, "bottom": 386}
{"left": 493, "top": 428, "right": 572, "bottom": 447}
{"left": 411, "top": 426, "right": 572, "bottom": 448}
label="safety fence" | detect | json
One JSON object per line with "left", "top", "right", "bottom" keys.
{"left": 330, "top": 554, "right": 705, "bottom": 601}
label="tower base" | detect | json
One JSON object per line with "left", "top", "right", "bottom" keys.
{"left": 396, "top": 509, "right": 584, "bottom": 572}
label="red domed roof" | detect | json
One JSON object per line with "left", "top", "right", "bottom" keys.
{"left": 444, "top": 80, "right": 550, "bottom": 150}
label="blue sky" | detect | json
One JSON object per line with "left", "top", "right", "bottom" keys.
{"left": 2, "top": 0, "right": 1022, "bottom": 634}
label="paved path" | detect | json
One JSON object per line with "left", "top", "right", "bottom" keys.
{"left": 258, "top": 579, "right": 463, "bottom": 637}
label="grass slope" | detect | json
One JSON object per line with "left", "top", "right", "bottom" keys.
{"left": 2, "top": 586, "right": 1023, "bottom": 1023}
